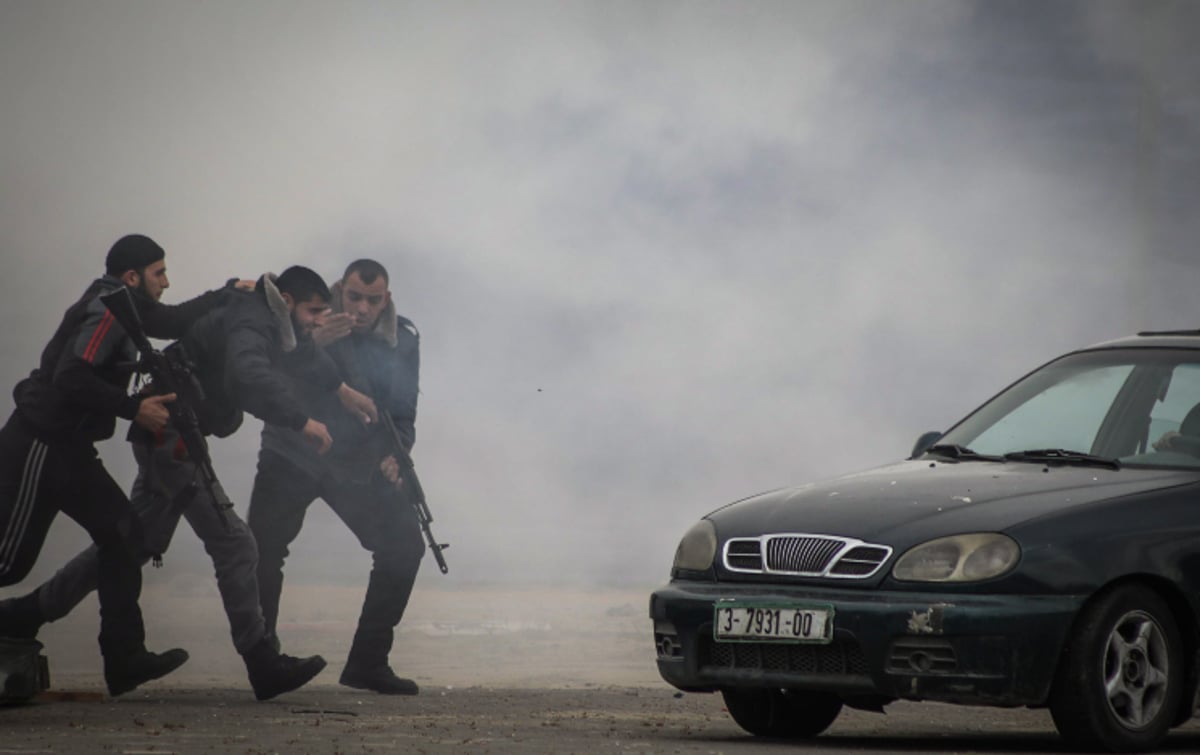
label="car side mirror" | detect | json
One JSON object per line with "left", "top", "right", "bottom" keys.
{"left": 911, "top": 430, "right": 942, "bottom": 458}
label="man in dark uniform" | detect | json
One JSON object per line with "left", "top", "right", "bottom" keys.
{"left": 0, "top": 234, "right": 236, "bottom": 695}
{"left": 249, "top": 259, "right": 425, "bottom": 695}
{"left": 0, "top": 266, "right": 364, "bottom": 700}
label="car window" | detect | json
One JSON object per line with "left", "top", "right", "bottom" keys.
{"left": 965, "top": 365, "right": 1133, "bottom": 456}
{"left": 935, "top": 348, "right": 1200, "bottom": 469}
{"left": 1149, "top": 364, "right": 1200, "bottom": 440}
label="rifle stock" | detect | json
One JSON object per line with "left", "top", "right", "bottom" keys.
{"left": 99, "top": 287, "right": 232, "bottom": 529}
{"left": 379, "top": 413, "right": 449, "bottom": 574}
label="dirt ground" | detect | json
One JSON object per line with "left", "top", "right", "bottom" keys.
{"left": 18, "top": 580, "right": 663, "bottom": 691}
{"left": 0, "top": 685, "right": 1078, "bottom": 755}
{"left": 5, "top": 581, "right": 1200, "bottom": 753}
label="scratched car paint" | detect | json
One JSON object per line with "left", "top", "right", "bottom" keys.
{"left": 651, "top": 331, "right": 1200, "bottom": 753}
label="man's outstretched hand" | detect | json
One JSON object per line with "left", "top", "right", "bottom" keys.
{"left": 313, "top": 312, "right": 354, "bottom": 347}
{"left": 302, "top": 418, "right": 333, "bottom": 455}
{"left": 134, "top": 393, "right": 177, "bottom": 432}
{"left": 337, "top": 383, "right": 378, "bottom": 425}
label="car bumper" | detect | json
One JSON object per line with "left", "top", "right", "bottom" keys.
{"left": 649, "top": 580, "right": 1084, "bottom": 706}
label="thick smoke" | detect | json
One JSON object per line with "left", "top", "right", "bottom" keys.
{"left": 0, "top": 1, "right": 1197, "bottom": 593}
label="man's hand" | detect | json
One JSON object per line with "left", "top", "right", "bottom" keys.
{"left": 1153, "top": 431, "right": 1181, "bottom": 452}
{"left": 312, "top": 312, "right": 354, "bottom": 347}
{"left": 234, "top": 279, "right": 257, "bottom": 291}
{"left": 301, "top": 418, "right": 333, "bottom": 455}
{"left": 380, "top": 454, "right": 404, "bottom": 487}
{"left": 337, "top": 383, "right": 378, "bottom": 425}
{"left": 134, "top": 393, "right": 176, "bottom": 432}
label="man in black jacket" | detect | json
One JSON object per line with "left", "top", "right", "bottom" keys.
{"left": 197, "top": 266, "right": 376, "bottom": 452}
{"left": 0, "top": 235, "right": 234, "bottom": 695}
{"left": 0, "top": 267, "right": 362, "bottom": 700}
{"left": 249, "top": 259, "right": 425, "bottom": 695}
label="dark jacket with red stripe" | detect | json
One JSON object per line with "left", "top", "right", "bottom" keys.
{"left": 13, "top": 275, "right": 229, "bottom": 445}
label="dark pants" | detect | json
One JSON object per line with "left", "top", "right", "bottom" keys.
{"left": 247, "top": 449, "right": 423, "bottom": 668}
{"left": 31, "top": 424, "right": 267, "bottom": 654}
{"left": 0, "top": 411, "right": 146, "bottom": 657}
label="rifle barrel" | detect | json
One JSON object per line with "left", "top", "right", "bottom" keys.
{"left": 381, "top": 414, "right": 449, "bottom": 574}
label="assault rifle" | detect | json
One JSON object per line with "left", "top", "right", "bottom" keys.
{"left": 99, "top": 286, "right": 232, "bottom": 529}
{"left": 379, "top": 412, "right": 449, "bottom": 574}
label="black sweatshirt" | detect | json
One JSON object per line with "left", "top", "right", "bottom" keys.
{"left": 182, "top": 276, "right": 339, "bottom": 434}
{"left": 13, "top": 275, "right": 231, "bottom": 445}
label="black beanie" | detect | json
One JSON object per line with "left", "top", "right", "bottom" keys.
{"left": 105, "top": 234, "right": 165, "bottom": 276}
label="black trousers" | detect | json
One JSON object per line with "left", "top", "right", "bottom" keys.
{"left": 0, "top": 411, "right": 146, "bottom": 657}
{"left": 247, "top": 449, "right": 424, "bottom": 667}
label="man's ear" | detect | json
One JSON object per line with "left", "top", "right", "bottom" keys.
{"left": 281, "top": 291, "right": 295, "bottom": 312}
{"left": 119, "top": 270, "right": 140, "bottom": 289}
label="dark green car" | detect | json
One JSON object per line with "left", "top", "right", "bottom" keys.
{"left": 651, "top": 332, "right": 1200, "bottom": 753}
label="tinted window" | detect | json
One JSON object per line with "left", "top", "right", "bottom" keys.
{"left": 936, "top": 348, "right": 1200, "bottom": 469}
{"left": 967, "top": 365, "right": 1132, "bottom": 455}
{"left": 1150, "top": 364, "right": 1200, "bottom": 441}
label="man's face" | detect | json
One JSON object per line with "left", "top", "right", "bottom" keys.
{"left": 130, "top": 260, "right": 170, "bottom": 301}
{"left": 341, "top": 271, "right": 390, "bottom": 334}
{"left": 289, "top": 295, "right": 330, "bottom": 339}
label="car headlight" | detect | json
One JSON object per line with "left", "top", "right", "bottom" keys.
{"left": 892, "top": 533, "right": 1019, "bottom": 582}
{"left": 672, "top": 520, "right": 717, "bottom": 572}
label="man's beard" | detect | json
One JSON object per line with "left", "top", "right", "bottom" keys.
{"left": 291, "top": 315, "right": 313, "bottom": 342}
{"left": 129, "top": 276, "right": 156, "bottom": 302}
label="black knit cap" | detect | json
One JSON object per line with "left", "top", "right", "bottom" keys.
{"left": 105, "top": 234, "right": 165, "bottom": 276}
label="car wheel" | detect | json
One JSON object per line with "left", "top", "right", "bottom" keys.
{"left": 1048, "top": 584, "right": 1184, "bottom": 753}
{"left": 721, "top": 687, "right": 843, "bottom": 738}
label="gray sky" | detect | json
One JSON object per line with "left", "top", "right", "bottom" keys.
{"left": 1, "top": 0, "right": 1198, "bottom": 590}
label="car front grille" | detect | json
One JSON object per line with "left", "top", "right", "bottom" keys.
{"left": 768, "top": 536, "right": 845, "bottom": 573}
{"left": 723, "top": 534, "right": 892, "bottom": 578}
{"left": 702, "top": 636, "right": 869, "bottom": 677}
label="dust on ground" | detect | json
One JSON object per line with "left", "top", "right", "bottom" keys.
{"left": 9, "top": 580, "right": 1200, "bottom": 754}
{"left": 29, "top": 579, "right": 660, "bottom": 690}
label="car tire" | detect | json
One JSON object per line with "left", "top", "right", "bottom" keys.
{"left": 721, "top": 687, "right": 842, "bottom": 738}
{"left": 1048, "top": 584, "right": 1184, "bottom": 753}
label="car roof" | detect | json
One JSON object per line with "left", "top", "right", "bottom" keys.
{"left": 1080, "top": 331, "right": 1200, "bottom": 351}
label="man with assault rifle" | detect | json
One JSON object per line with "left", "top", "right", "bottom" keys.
{"left": 1, "top": 264, "right": 376, "bottom": 700}
{"left": 0, "top": 234, "right": 234, "bottom": 696}
{"left": 248, "top": 258, "right": 438, "bottom": 696}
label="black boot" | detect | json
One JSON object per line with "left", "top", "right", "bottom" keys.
{"left": 339, "top": 664, "right": 419, "bottom": 695}
{"left": 243, "top": 638, "right": 326, "bottom": 701}
{"left": 0, "top": 590, "right": 44, "bottom": 640}
{"left": 104, "top": 648, "right": 189, "bottom": 697}
{"left": 0, "top": 637, "right": 49, "bottom": 703}
{"left": 341, "top": 601, "right": 416, "bottom": 695}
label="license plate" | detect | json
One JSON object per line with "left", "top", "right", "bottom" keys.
{"left": 713, "top": 601, "right": 834, "bottom": 643}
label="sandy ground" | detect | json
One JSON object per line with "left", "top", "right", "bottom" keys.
{"left": 6, "top": 580, "right": 1200, "bottom": 753}
{"left": 21, "top": 580, "right": 661, "bottom": 690}
{"left": 0, "top": 686, "right": 1116, "bottom": 755}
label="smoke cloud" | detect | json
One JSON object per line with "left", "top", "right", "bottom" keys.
{"left": 1, "top": 1, "right": 1197, "bottom": 593}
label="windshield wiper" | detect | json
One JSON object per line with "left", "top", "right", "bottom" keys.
{"left": 1003, "top": 449, "right": 1121, "bottom": 470}
{"left": 925, "top": 444, "right": 1005, "bottom": 462}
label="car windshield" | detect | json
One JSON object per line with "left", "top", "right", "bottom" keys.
{"left": 933, "top": 347, "right": 1200, "bottom": 470}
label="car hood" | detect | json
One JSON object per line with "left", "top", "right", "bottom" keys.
{"left": 707, "top": 460, "right": 1200, "bottom": 545}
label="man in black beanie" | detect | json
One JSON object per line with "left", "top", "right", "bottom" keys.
{"left": 0, "top": 266, "right": 357, "bottom": 701}
{"left": 0, "top": 233, "right": 241, "bottom": 696}
{"left": 107, "top": 233, "right": 165, "bottom": 278}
